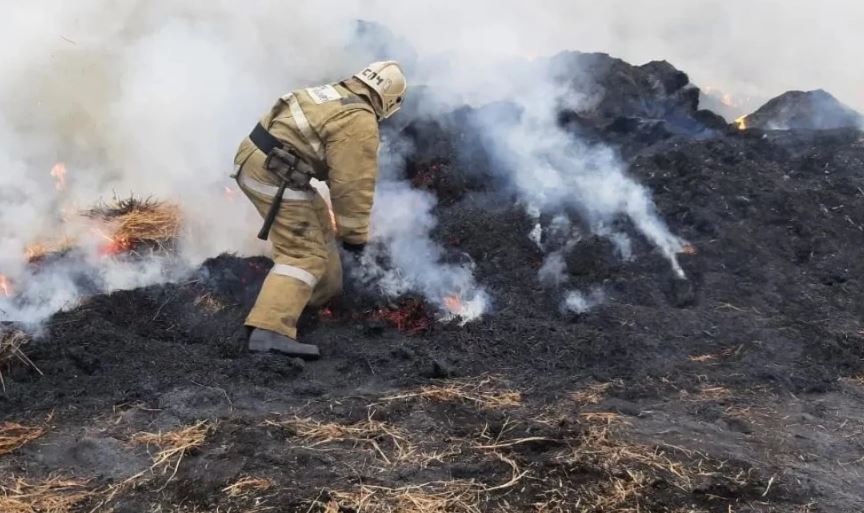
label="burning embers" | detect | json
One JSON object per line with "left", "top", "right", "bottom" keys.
{"left": 371, "top": 298, "right": 432, "bottom": 335}
{"left": 330, "top": 294, "right": 470, "bottom": 336}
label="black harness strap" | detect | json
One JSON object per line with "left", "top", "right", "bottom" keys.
{"left": 249, "top": 122, "right": 282, "bottom": 155}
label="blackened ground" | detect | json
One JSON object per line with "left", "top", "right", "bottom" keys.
{"left": 3, "top": 56, "right": 864, "bottom": 511}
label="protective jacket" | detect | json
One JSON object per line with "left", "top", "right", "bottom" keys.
{"left": 234, "top": 81, "right": 379, "bottom": 338}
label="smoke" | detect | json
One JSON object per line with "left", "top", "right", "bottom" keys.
{"left": 459, "top": 60, "right": 687, "bottom": 286}
{"left": 562, "top": 288, "right": 606, "bottom": 315}
{"left": 347, "top": 135, "right": 488, "bottom": 322}
{"left": 1, "top": 1, "right": 859, "bottom": 326}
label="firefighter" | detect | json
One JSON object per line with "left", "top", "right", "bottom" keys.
{"left": 232, "top": 61, "right": 407, "bottom": 358}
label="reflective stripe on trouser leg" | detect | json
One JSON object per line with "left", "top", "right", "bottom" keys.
{"left": 241, "top": 161, "right": 333, "bottom": 338}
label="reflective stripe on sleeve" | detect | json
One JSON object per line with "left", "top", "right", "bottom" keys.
{"left": 239, "top": 173, "right": 315, "bottom": 201}
{"left": 284, "top": 93, "right": 325, "bottom": 160}
{"left": 271, "top": 264, "right": 318, "bottom": 288}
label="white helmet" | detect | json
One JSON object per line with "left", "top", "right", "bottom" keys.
{"left": 354, "top": 60, "right": 407, "bottom": 119}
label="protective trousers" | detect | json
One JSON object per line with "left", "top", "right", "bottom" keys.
{"left": 238, "top": 151, "right": 342, "bottom": 339}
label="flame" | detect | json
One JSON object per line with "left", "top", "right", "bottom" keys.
{"left": 93, "top": 228, "right": 132, "bottom": 256}
{"left": 735, "top": 115, "right": 748, "bottom": 130}
{"left": 50, "top": 162, "right": 67, "bottom": 191}
{"left": 0, "top": 274, "right": 12, "bottom": 297}
{"left": 327, "top": 206, "right": 337, "bottom": 232}
{"left": 680, "top": 243, "right": 698, "bottom": 256}
{"left": 720, "top": 93, "right": 735, "bottom": 108}
{"left": 443, "top": 294, "right": 463, "bottom": 314}
{"left": 25, "top": 243, "right": 49, "bottom": 262}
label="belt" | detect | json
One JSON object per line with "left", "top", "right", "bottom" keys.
{"left": 248, "top": 123, "right": 315, "bottom": 175}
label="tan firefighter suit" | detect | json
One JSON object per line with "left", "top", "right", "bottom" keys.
{"left": 233, "top": 81, "right": 379, "bottom": 339}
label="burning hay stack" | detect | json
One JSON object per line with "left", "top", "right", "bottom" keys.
{"left": 23, "top": 197, "right": 182, "bottom": 263}
{"left": 84, "top": 197, "right": 183, "bottom": 256}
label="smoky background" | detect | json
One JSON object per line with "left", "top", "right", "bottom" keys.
{"left": 1, "top": 0, "right": 861, "bottom": 325}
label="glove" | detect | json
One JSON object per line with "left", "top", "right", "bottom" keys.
{"left": 341, "top": 241, "right": 366, "bottom": 254}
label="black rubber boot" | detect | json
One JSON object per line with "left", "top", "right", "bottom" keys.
{"left": 248, "top": 328, "right": 320, "bottom": 359}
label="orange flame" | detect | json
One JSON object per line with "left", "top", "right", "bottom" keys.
{"left": 93, "top": 228, "right": 132, "bottom": 256}
{"left": 0, "top": 274, "right": 12, "bottom": 297}
{"left": 50, "top": 162, "right": 67, "bottom": 191}
{"left": 25, "top": 243, "right": 48, "bottom": 262}
{"left": 328, "top": 206, "right": 337, "bottom": 232}
{"left": 735, "top": 115, "right": 748, "bottom": 130}
{"left": 443, "top": 294, "right": 463, "bottom": 314}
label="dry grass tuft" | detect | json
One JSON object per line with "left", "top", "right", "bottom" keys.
{"left": 324, "top": 482, "right": 482, "bottom": 513}
{"left": 688, "top": 346, "right": 742, "bottom": 364}
{"left": 113, "top": 204, "right": 182, "bottom": 245}
{"left": 265, "top": 415, "right": 412, "bottom": 463}
{"left": 570, "top": 382, "right": 617, "bottom": 405}
{"left": 0, "top": 416, "right": 50, "bottom": 455}
{"left": 86, "top": 196, "right": 182, "bottom": 251}
{"left": 193, "top": 293, "right": 226, "bottom": 314}
{"left": 0, "top": 476, "right": 93, "bottom": 513}
{"left": 0, "top": 329, "right": 41, "bottom": 392}
{"left": 579, "top": 412, "right": 628, "bottom": 425}
{"left": 683, "top": 385, "right": 733, "bottom": 402}
{"left": 130, "top": 420, "right": 211, "bottom": 473}
{"left": 24, "top": 237, "right": 76, "bottom": 262}
{"left": 561, "top": 424, "right": 696, "bottom": 511}
{"left": 222, "top": 476, "right": 274, "bottom": 498}
{"left": 688, "top": 353, "right": 719, "bottom": 363}
{"left": 86, "top": 421, "right": 215, "bottom": 510}
{"left": 844, "top": 375, "right": 864, "bottom": 386}
{"left": 382, "top": 377, "right": 522, "bottom": 410}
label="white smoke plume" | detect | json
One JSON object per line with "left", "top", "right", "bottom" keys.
{"left": 2, "top": 1, "right": 860, "bottom": 327}
{"left": 465, "top": 68, "right": 687, "bottom": 282}
{"left": 562, "top": 288, "right": 606, "bottom": 315}
{"left": 347, "top": 135, "right": 489, "bottom": 322}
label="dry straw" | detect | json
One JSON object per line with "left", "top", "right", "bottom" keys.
{"left": 222, "top": 476, "right": 274, "bottom": 498}
{"left": 0, "top": 329, "right": 42, "bottom": 392}
{"left": 266, "top": 415, "right": 412, "bottom": 464}
{"left": 0, "top": 476, "right": 93, "bottom": 513}
{"left": 0, "top": 416, "right": 50, "bottom": 455}
{"left": 381, "top": 377, "right": 522, "bottom": 410}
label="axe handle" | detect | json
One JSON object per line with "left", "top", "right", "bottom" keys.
{"left": 257, "top": 181, "right": 287, "bottom": 240}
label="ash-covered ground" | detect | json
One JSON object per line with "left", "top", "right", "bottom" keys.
{"left": 2, "top": 53, "right": 864, "bottom": 512}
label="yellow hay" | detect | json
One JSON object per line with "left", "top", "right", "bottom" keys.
{"left": 130, "top": 420, "right": 211, "bottom": 472}
{"left": 222, "top": 476, "right": 274, "bottom": 498}
{"left": 0, "top": 476, "right": 93, "bottom": 513}
{"left": 112, "top": 204, "right": 182, "bottom": 243}
{"left": 382, "top": 377, "right": 522, "bottom": 410}
{"left": 266, "top": 416, "right": 412, "bottom": 463}
{"left": 0, "top": 417, "right": 49, "bottom": 456}
{"left": 570, "top": 382, "right": 614, "bottom": 405}
{"left": 0, "top": 330, "right": 41, "bottom": 392}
